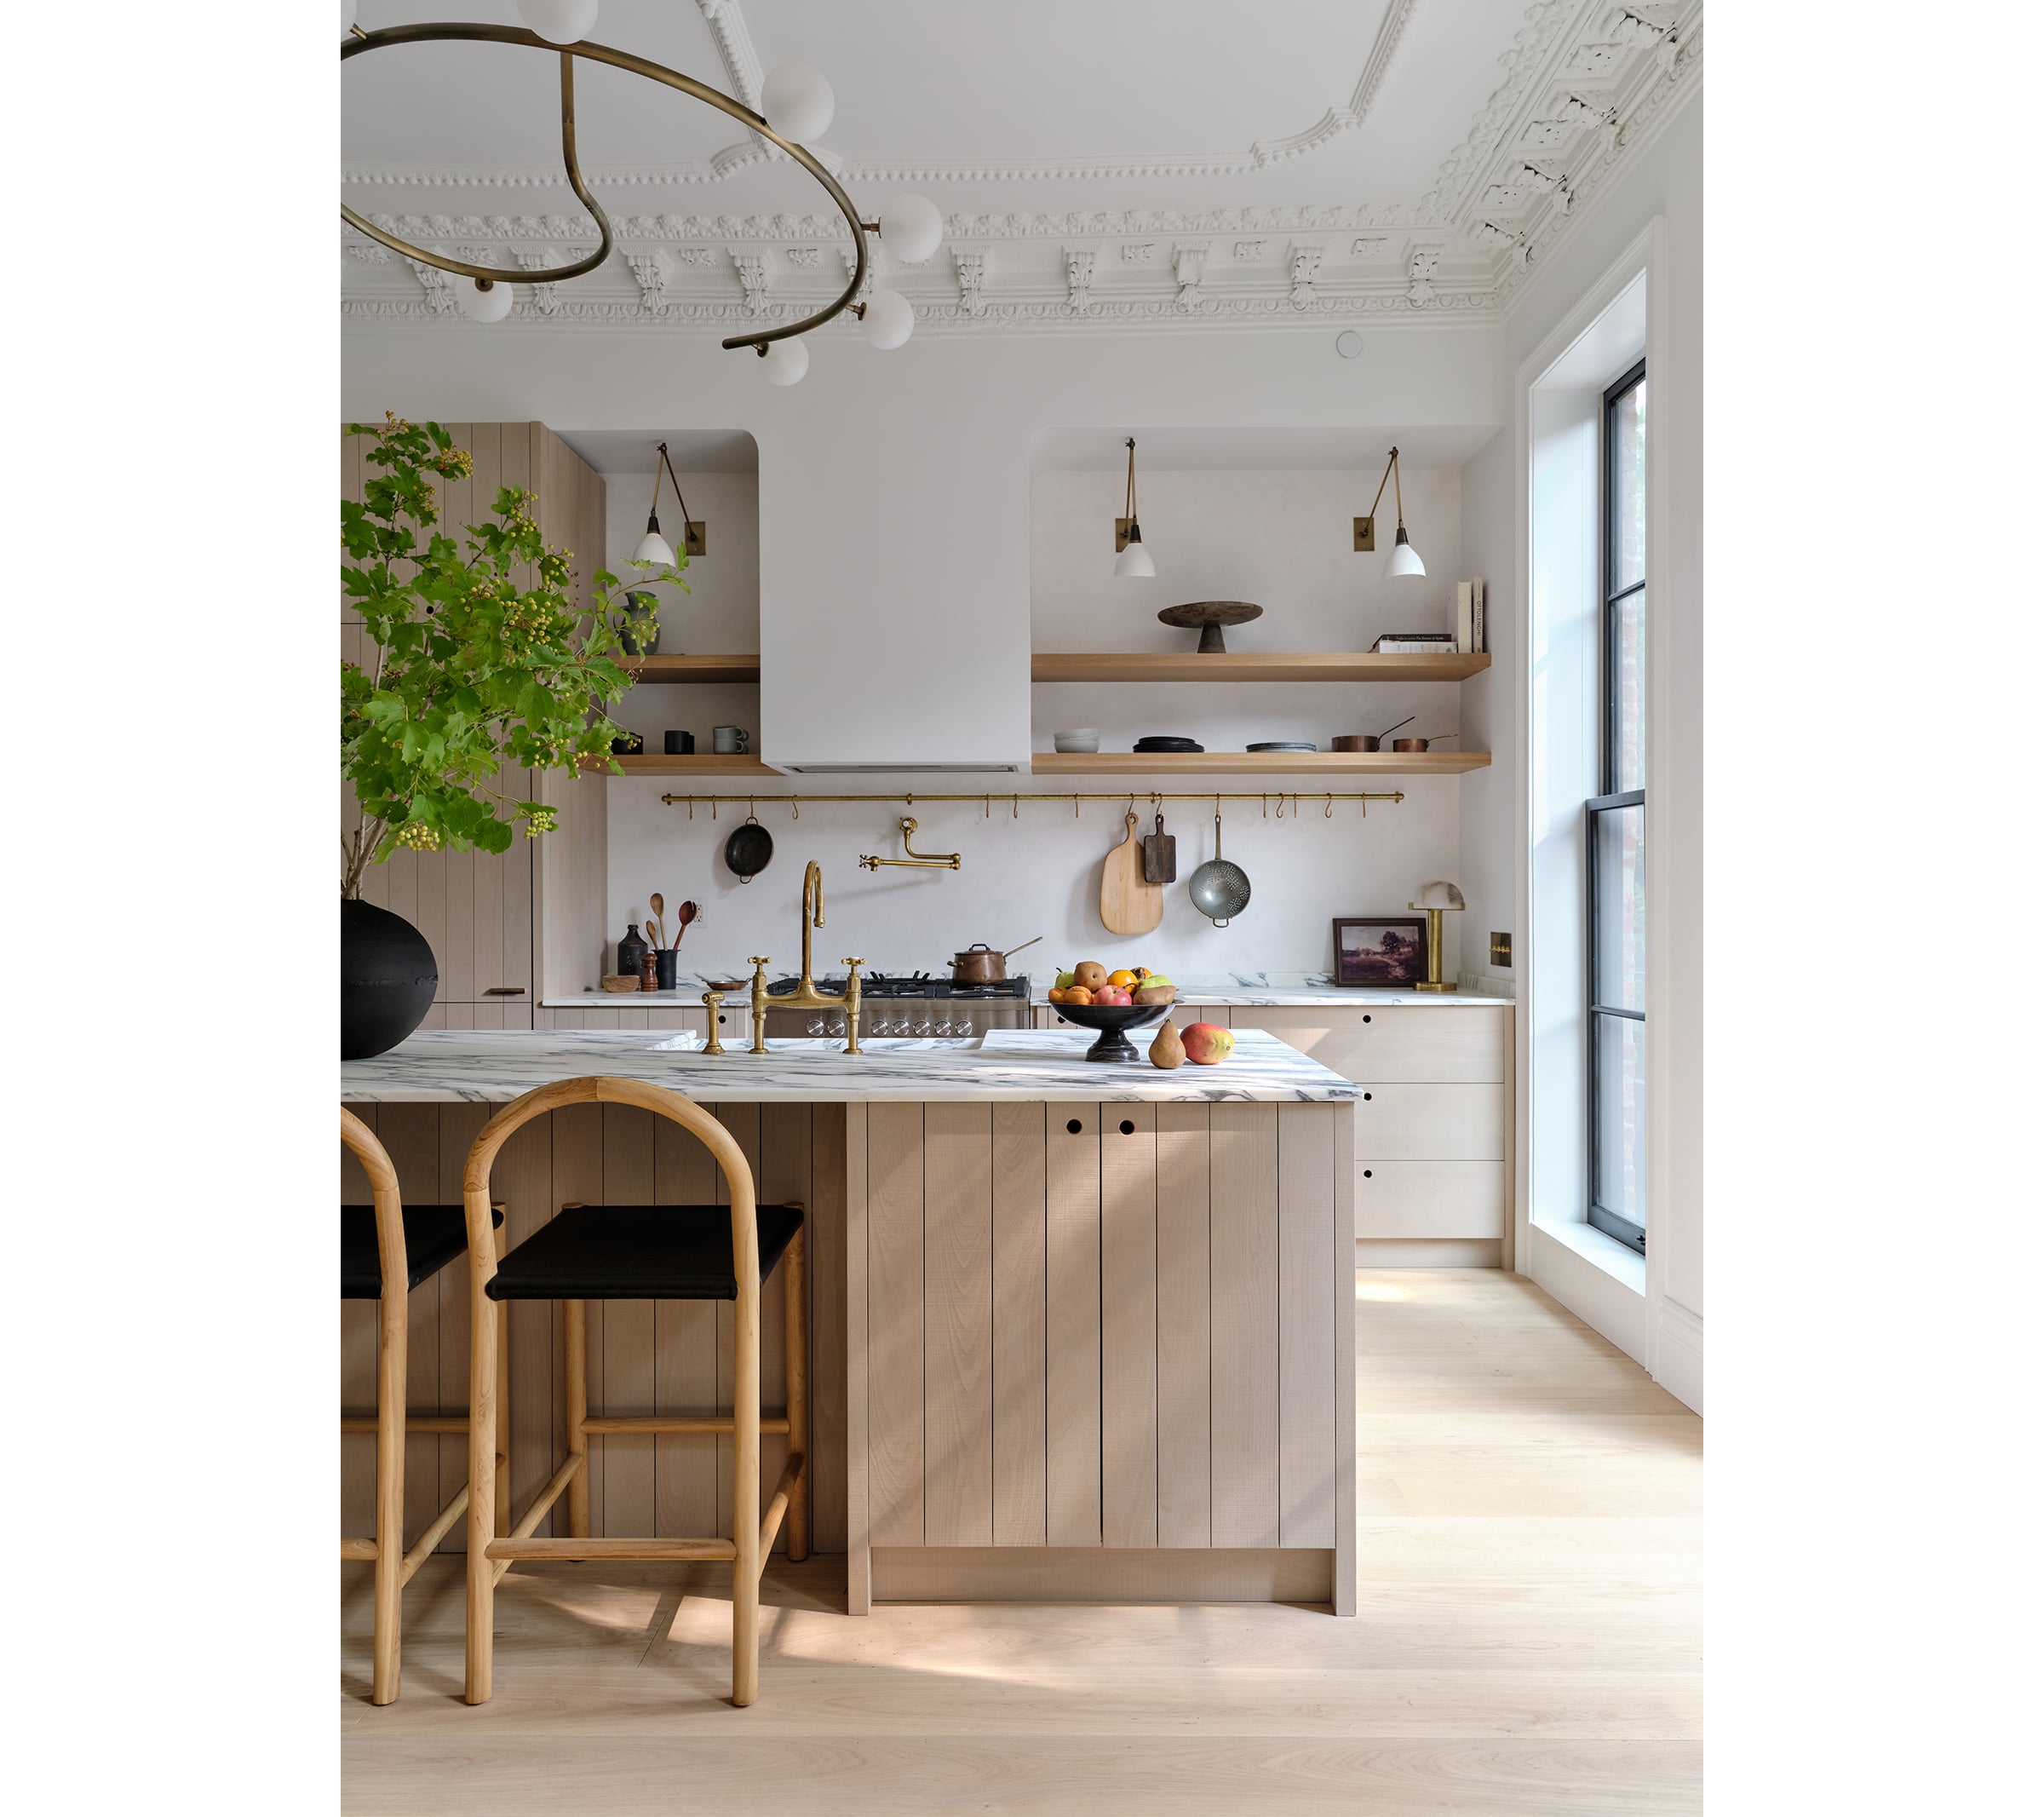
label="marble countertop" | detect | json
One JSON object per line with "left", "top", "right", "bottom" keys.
{"left": 547, "top": 974, "right": 1511, "bottom": 1010}
{"left": 341, "top": 1028, "right": 1356, "bottom": 1105}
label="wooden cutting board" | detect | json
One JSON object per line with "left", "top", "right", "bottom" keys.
{"left": 1100, "top": 811, "right": 1164, "bottom": 934}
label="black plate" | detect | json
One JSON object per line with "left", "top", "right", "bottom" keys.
{"left": 723, "top": 820, "right": 774, "bottom": 882}
{"left": 1134, "top": 736, "right": 1204, "bottom": 752}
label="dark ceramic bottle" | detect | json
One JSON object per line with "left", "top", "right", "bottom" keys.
{"left": 617, "top": 923, "right": 648, "bottom": 978}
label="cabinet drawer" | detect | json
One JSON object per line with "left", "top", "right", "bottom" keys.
{"left": 1229, "top": 1007, "right": 1506, "bottom": 1082}
{"left": 1352, "top": 1084, "right": 1505, "bottom": 1160}
{"left": 1355, "top": 1161, "right": 1505, "bottom": 1239}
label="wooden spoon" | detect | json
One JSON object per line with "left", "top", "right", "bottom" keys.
{"left": 650, "top": 891, "right": 665, "bottom": 948}
{"left": 674, "top": 900, "right": 698, "bottom": 941}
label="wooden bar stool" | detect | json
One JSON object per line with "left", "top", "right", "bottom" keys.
{"left": 339, "top": 1107, "right": 508, "bottom": 1705}
{"left": 457, "top": 1077, "right": 809, "bottom": 1709}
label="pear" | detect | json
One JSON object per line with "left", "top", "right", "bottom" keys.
{"left": 1148, "top": 1019, "right": 1186, "bottom": 1069}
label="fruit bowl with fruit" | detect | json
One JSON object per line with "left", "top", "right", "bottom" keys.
{"left": 1046, "top": 960, "right": 1180, "bottom": 1062}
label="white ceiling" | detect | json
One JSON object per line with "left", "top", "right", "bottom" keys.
{"left": 342, "top": 0, "right": 1702, "bottom": 331}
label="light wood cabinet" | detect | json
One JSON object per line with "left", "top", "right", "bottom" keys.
{"left": 343, "top": 420, "right": 610, "bottom": 1006}
{"left": 1228, "top": 1005, "right": 1513, "bottom": 1260}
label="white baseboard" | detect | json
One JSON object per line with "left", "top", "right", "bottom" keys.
{"left": 1357, "top": 1238, "right": 1503, "bottom": 1269}
{"left": 1652, "top": 1295, "right": 1703, "bottom": 1413}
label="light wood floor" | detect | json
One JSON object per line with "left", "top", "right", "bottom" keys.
{"left": 342, "top": 1270, "right": 1702, "bottom": 1815}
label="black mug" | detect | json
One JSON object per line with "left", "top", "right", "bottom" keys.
{"left": 663, "top": 730, "right": 694, "bottom": 755}
{"left": 653, "top": 949, "right": 679, "bottom": 991}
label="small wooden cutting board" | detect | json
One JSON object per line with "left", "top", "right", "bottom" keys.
{"left": 1100, "top": 811, "right": 1164, "bottom": 934}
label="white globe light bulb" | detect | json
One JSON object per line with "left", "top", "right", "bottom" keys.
{"left": 860, "top": 288, "right": 915, "bottom": 350}
{"left": 761, "top": 63, "right": 834, "bottom": 143}
{"left": 519, "top": 0, "right": 599, "bottom": 46}
{"left": 761, "top": 338, "right": 810, "bottom": 387}
{"left": 456, "top": 278, "right": 514, "bottom": 324}
{"left": 877, "top": 193, "right": 943, "bottom": 264}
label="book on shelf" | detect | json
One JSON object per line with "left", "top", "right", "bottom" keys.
{"left": 1473, "top": 578, "right": 1486, "bottom": 654}
{"left": 1371, "top": 632, "right": 1458, "bottom": 654}
{"left": 1456, "top": 583, "right": 1474, "bottom": 653}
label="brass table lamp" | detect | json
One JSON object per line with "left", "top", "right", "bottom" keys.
{"left": 1409, "top": 881, "right": 1465, "bottom": 992}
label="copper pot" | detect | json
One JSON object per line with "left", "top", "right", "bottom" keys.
{"left": 950, "top": 936, "right": 1042, "bottom": 986}
{"left": 1333, "top": 734, "right": 1379, "bottom": 752}
{"left": 1392, "top": 737, "right": 1430, "bottom": 753}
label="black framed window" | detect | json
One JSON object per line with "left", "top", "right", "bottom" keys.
{"left": 1588, "top": 360, "right": 1646, "bottom": 1254}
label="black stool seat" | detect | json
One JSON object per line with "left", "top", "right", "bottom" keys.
{"left": 485, "top": 1204, "right": 805, "bottom": 1302}
{"left": 342, "top": 1205, "right": 503, "bottom": 1299}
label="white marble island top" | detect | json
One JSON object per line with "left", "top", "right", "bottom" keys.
{"left": 341, "top": 1027, "right": 1358, "bottom": 1105}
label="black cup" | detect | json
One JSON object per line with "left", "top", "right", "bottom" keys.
{"left": 653, "top": 949, "right": 679, "bottom": 991}
{"left": 663, "top": 730, "right": 695, "bottom": 755}
{"left": 610, "top": 732, "right": 644, "bottom": 756}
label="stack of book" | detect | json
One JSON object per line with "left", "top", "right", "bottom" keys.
{"left": 1370, "top": 631, "right": 1458, "bottom": 654}
{"left": 1455, "top": 578, "right": 1487, "bottom": 654}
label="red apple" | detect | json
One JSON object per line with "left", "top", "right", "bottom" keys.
{"left": 1180, "top": 1021, "right": 1234, "bottom": 1066}
{"left": 1094, "top": 985, "right": 1132, "bottom": 1006}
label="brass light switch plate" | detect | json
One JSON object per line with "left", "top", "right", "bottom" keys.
{"left": 1115, "top": 516, "right": 1134, "bottom": 552}
{"left": 1490, "top": 931, "right": 1512, "bottom": 967}
{"left": 682, "top": 520, "right": 707, "bottom": 557}
{"left": 1352, "top": 515, "right": 1376, "bottom": 552}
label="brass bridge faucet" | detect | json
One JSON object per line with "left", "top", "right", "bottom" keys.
{"left": 738, "top": 860, "right": 864, "bottom": 1055}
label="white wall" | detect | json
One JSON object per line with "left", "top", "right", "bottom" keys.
{"left": 1454, "top": 85, "right": 1702, "bottom": 1407}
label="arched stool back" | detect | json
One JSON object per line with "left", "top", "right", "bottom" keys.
{"left": 458, "top": 1076, "right": 808, "bottom": 1710}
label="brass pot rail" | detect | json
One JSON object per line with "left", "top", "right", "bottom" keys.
{"left": 663, "top": 790, "right": 1406, "bottom": 819}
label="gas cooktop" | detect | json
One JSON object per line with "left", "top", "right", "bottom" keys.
{"left": 765, "top": 971, "right": 1031, "bottom": 1000}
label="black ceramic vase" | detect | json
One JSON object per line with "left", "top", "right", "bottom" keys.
{"left": 342, "top": 897, "right": 439, "bottom": 1060}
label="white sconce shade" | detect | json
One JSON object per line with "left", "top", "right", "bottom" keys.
{"left": 634, "top": 527, "right": 677, "bottom": 566}
{"left": 860, "top": 288, "right": 915, "bottom": 349}
{"left": 519, "top": 0, "right": 599, "bottom": 45}
{"left": 1386, "top": 526, "right": 1426, "bottom": 578}
{"left": 1409, "top": 881, "right": 1466, "bottom": 911}
{"left": 761, "top": 338, "right": 810, "bottom": 386}
{"left": 878, "top": 193, "right": 943, "bottom": 263}
{"left": 456, "top": 279, "right": 514, "bottom": 323}
{"left": 761, "top": 63, "right": 835, "bottom": 142}
{"left": 1113, "top": 538, "right": 1157, "bottom": 579}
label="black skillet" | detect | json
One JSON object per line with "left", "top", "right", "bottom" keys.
{"left": 723, "top": 812, "right": 773, "bottom": 885}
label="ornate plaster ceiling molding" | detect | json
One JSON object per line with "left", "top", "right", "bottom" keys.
{"left": 342, "top": 0, "right": 1417, "bottom": 193}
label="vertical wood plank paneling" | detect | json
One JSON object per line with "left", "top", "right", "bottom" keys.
{"left": 340, "top": 1110, "right": 378, "bottom": 1540}
{"left": 1332, "top": 1101, "right": 1357, "bottom": 1615}
{"left": 990, "top": 1101, "right": 1047, "bottom": 1547}
{"left": 1278, "top": 1104, "right": 1337, "bottom": 1549}
{"left": 866, "top": 1101, "right": 924, "bottom": 1547}
{"left": 1155, "top": 1103, "right": 1212, "bottom": 1549}
{"left": 1100, "top": 1103, "right": 1158, "bottom": 1549}
{"left": 415, "top": 845, "right": 454, "bottom": 1007}
{"left": 810, "top": 1104, "right": 849, "bottom": 1554}
{"left": 714, "top": 1104, "right": 763, "bottom": 1541}
{"left": 757, "top": 1102, "right": 811, "bottom": 1548}
{"left": 1209, "top": 1103, "right": 1278, "bottom": 1548}
{"left": 1044, "top": 1101, "right": 1102, "bottom": 1547}
{"left": 494, "top": 1113, "right": 555, "bottom": 1534}
{"left": 375, "top": 1105, "right": 441, "bottom": 1549}
{"left": 844, "top": 1106, "right": 870, "bottom": 1609}
{"left": 922, "top": 1103, "right": 994, "bottom": 1548}
{"left": 552, "top": 1101, "right": 606, "bottom": 1534}
{"left": 435, "top": 1104, "right": 490, "bottom": 1550}
{"left": 653, "top": 1112, "right": 718, "bottom": 1539}
{"left": 600, "top": 1105, "right": 657, "bottom": 1538}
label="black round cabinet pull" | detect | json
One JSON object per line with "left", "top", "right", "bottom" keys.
{"left": 1364, "top": 1091, "right": 1373, "bottom": 1101}
{"left": 1119, "top": 1118, "right": 1135, "bottom": 1136}
{"left": 1363, "top": 1014, "right": 1372, "bottom": 1023}
{"left": 1066, "top": 1118, "right": 1082, "bottom": 1135}
{"left": 1363, "top": 1169, "right": 1373, "bottom": 1178}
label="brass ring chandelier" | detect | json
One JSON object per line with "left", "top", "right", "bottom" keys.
{"left": 341, "top": 6, "right": 942, "bottom": 384}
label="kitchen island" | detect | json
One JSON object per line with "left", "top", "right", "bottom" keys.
{"left": 342, "top": 1028, "right": 1358, "bottom": 1614}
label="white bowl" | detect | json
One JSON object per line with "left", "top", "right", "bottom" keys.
{"left": 1054, "top": 730, "right": 1101, "bottom": 753}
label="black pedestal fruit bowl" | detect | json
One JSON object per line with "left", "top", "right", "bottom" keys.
{"left": 1048, "top": 999, "right": 1173, "bottom": 1062}
{"left": 342, "top": 897, "right": 439, "bottom": 1060}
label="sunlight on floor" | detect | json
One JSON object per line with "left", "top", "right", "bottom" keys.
{"left": 1356, "top": 1279, "right": 1411, "bottom": 1302}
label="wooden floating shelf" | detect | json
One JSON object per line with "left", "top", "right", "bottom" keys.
{"left": 603, "top": 752, "right": 777, "bottom": 775}
{"left": 1031, "top": 750, "right": 1490, "bottom": 776}
{"left": 1031, "top": 652, "right": 1490, "bottom": 684}
{"left": 621, "top": 653, "right": 761, "bottom": 684}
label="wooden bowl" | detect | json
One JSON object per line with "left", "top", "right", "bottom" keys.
{"left": 600, "top": 975, "right": 641, "bottom": 993}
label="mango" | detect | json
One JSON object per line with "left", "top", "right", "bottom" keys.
{"left": 1181, "top": 1021, "right": 1234, "bottom": 1066}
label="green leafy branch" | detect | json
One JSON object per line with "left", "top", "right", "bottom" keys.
{"left": 342, "top": 414, "right": 688, "bottom": 897}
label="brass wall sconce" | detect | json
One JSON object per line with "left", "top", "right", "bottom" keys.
{"left": 1354, "top": 446, "right": 1427, "bottom": 576}
{"left": 634, "top": 440, "right": 705, "bottom": 564}
{"left": 1113, "top": 437, "right": 1157, "bottom": 577}
{"left": 858, "top": 816, "right": 962, "bottom": 871}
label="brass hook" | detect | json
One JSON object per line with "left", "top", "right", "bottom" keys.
{"left": 1012, "top": 794, "right": 1019, "bottom": 819}
{"left": 791, "top": 796, "right": 800, "bottom": 820}
{"left": 1324, "top": 794, "right": 1335, "bottom": 819}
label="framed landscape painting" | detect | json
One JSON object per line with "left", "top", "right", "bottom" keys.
{"left": 1333, "top": 916, "right": 1428, "bottom": 987}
